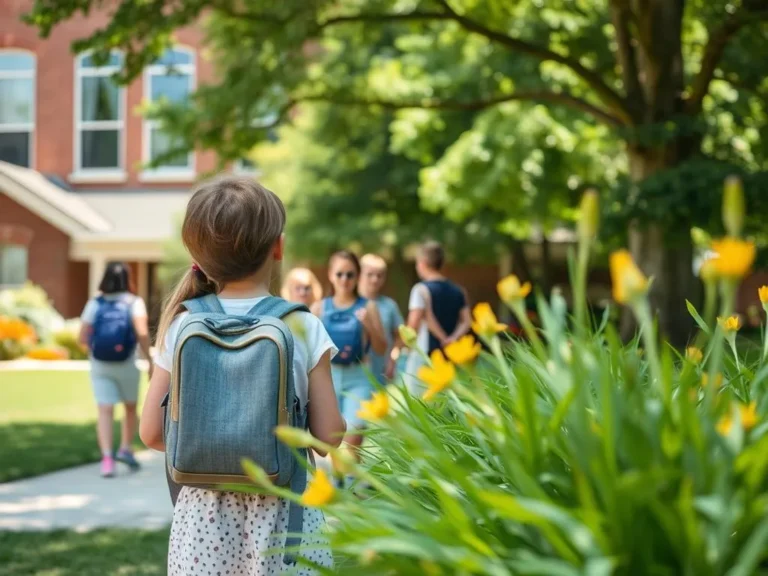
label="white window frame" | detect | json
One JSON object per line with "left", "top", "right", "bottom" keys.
{"left": 71, "top": 51, "right": 127, "bottom": 183}
{"left": 141, "top": 46, "right": 196, "bottom": 182}
{"left": 0, "top": 49, "right": 36, "bottom": 169}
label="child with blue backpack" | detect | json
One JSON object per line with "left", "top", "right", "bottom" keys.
{"left": 139, "top": 176, "right": 346, "bottom": 574}
{"left": 79, "top": 262, "right": 152, "bottom": 478}
{"left": 311, "top": 251, "right": 386, "bottom": 464}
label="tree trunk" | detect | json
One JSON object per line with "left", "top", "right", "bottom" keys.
{"left": 624, "top": 148, "right": 698, "bottom": 347}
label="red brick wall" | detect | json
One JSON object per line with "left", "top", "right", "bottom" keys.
{"left": 0, "top": 1, "right": 217, "bottom": 188}
{"left": 67, "top": 260, "right": 89, "bottom": 318}
{"left": 0, "top": 192, "right": 74, "bottom": 315}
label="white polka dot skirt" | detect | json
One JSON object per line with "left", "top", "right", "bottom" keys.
{"left": 168, "top": 487, "right": 332, "bottom": 575}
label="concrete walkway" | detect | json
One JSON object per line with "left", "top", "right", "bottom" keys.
{"left": 0, "top": 450, "right": 333, "bottom": 533}
{"left": 0, "top": 450, "right": 172, "bottom": 532}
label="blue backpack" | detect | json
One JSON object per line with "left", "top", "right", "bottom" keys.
{"left": 321, "top": 297, "right": 368, "bottom": 365}
{"left": 163, "top": 294, "right": 309, "bottom": 564}
{"left": 90, "top": 295, "right": 137, "bottom": 362}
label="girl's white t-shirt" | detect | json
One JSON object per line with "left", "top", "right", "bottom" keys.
{"left": 153, "top": 296, "right": 337, "bottom": 406}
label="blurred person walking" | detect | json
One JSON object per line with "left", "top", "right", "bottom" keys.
{"left": 359, "top": 254, "right": 404, "bottom": 384}
{"left": 404, "top": 241, "right": 471, "bottom": 394}
{"left": 79, "top": 262, "right": 152, "bottom": 477}
{"left": 312, "top": 251, "right": 386, "bottom": 471}
{"left": 281, "top": 267, "right": 323, "bottom": 307}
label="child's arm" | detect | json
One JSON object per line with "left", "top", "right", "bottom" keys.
{"left": 308, "top": 351, "right": 346, "bottom": 455}
{"left": 139, "top": 367, "right": 171, "bottom": 451}
{"left": 416, "top": 286, "right": 450, "bottom": 345}
{"left": 358, "top": 301, "right": 387, "bottom": 355}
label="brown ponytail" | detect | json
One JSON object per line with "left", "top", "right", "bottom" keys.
{"left": 156, "top": 267, "right": 217, "bottom": 350}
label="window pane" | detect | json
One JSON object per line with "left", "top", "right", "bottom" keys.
{"left": 150, "top": 128, "right": 188, "bottom": 168}
{"left": 0, "top": 53, "right": 34, "bottom": 72}
{"left": 0, "top": 78, "right": 33, "bottom": 124}
{"left": 81, "top": 52, "right": 122, "bottom": 68}
{"left": 81, "top": 130, "right": 119, "bottom": 169}
{"left": 156, "top": 49, "right": 192, "bottom": 67}
{"left": 150, "top": 74, "right": 190, "bottom": 104}
{"left": 81, "top": 77, "right": 120, "bottom": 121}
{"left": 0, "top": 132, "right": 30, "bottom": 167}
{"left": 0, "top": 244, "right": 28, "bottom": 286}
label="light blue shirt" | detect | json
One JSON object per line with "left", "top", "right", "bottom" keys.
{"left": 369, "top": 296, "right": 404, "bottom": 382}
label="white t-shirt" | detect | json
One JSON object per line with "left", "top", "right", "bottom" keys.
{"left": 81, "top": 293, "right": 147, "bottom": 324}
{"left": 154, "top": 296, "right": 337, "bottom": 407}
{"left": 408, "top": 284, "right": 431, "bottom": 352}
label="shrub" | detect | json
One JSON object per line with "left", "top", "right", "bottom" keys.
{"left": 26, "top": 345, "right": 70, "bottom": 361}
{"left": 0, "top": 283, "right": 64, "bottom": 342}
{"left": 0, "top": 316, "right": 37, "bottom": 360}
{"left": 52, "top": 319, "right": 88, "bottom": 360}
{"left": 244, "top": 179, "right": 768, "bottom": 574}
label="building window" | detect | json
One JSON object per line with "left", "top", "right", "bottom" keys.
{"left": 0, "top": 51, "right": 35, "bottom": 168}
{"left": 0, "top": 244, "right": 28, "bottom": 286}
{"left": 143, "top": 47, "right": 195, "bottom": 178}
{"left": 75, "top": 52, "right": 124, "bottom": 174}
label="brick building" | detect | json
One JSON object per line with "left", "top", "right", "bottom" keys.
{"left": 0, "top": 1, "right": 259, "bottom": 321}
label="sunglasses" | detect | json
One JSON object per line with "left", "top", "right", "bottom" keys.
{"left": 335, "top": 271, "right": 356, "bottom": 280}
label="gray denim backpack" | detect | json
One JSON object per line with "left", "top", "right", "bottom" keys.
{"left": 163, "top": 293, "right": 309, "bottom": 564}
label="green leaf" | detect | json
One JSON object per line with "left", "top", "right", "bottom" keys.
{"left": 686, "top": 300, "right": 711, "bottom": 335}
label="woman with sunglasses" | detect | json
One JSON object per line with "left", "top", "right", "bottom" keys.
{"left": 280, "top": 267, "right": 323, "bottom": 307}
{"left": 311, "top": 251, "right": 386, "bottom": 476}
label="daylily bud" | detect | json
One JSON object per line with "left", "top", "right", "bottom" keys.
{"left": 723, "top": 175, "right": 745, "bottom": 237}
{"left": 241, "top": 459, "right": 273, "bottom": 487}
{"left": 578, "top": 188, "right": 600, "bottom": 242}
{"left": 398, "top": 324, "right": 418, "bottom": 349}
{"left": 274, "top": 425, "right": 315, "bottom": 448}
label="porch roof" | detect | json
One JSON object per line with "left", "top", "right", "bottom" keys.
{"left": 0, "top": 161, "right": 111, "bottom": 236}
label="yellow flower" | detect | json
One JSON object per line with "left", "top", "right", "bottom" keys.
{"left": 444, "top": 335, "right": 481, "bottom": 365}
{"left": 301, "top": 469, "right": 335, "bottom": 507}
{"left": 685, "top": 346, "right": 703, "bottom": 365}
{"left": 398, "top": 324, "right": 418, "bottom": 349}
{"left": 716, "top": 414, "right": 733, "bottom": 436}
{"left": 701, "top": 373, "right": 724, "bottom": 388}
{"left": 419, "top": 350, "right": 456, "bottom": 401}
{"left": 497, "top": 275, "right": 532, "bottom": 305}
{"left": 740, "top": 401, "right": 758, "bottom": 430}
{"left": 717, "top": 402, "right": 759, "bottom": 437}
{"left": 471, "top": 303, "right": 506, "bottom": 338}
{"left": 718, "top": 315, "right": 741, "bottom": 333}
{"left": 710, "top": 237, "right": 756, "bottom": 279}
{"left": 609, "top": 250, "right": 649, "bottom": 304}
{"left": 759, "top": 286, "right": 768, "bottom": 304}
{"left": 356, "top": 391, "right": 390, "bottom": 421}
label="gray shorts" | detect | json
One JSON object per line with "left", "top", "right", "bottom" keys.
{"left": 90, "top": 358, "right": 140, "bottom": 405}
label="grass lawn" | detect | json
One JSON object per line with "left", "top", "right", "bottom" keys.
{"left": 0, "top": 370, "right": 147, "bottom": 483}
{"left": 0, "top": 529, "right": 169, "bottom": 576}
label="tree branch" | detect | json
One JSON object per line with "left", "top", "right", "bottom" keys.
{"left": 433, "top": 0, "right": 633, "bottom": 124}
{"left": 294, "top": 91, "right": 623, "bottom": 126}
{"left": 318, "top": 11, "right": 453, "bottom": 27}
{"left": 609, "top": 0, "right": 645, "bottom": 119}
{"left": 686, "top": 6, "right": 768, "bottom": 115}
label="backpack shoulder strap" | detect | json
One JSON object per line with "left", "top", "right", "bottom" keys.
{"left": 182, "top": 293, "right": 224, "bottom": 314}
{"left": 246, "top": 296, "right": 309, "bottom": 319}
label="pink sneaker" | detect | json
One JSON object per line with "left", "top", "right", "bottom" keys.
{"left": 101, "top": 455, "right": 115, "bottom": 478}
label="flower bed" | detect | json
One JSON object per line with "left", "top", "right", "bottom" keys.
{"left": 244, "top": 179, "right": 768, "bottom": 573}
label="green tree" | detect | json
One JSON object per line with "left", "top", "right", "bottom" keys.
{"left": 28, "top": 0, "right": 768, "bottom": 343}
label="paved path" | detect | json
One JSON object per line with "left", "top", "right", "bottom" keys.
{"left": 0, "top": 450, "right": 333, "bottom": 532}
{"left": 0, "top": 450, "right": 172, "bottom": 532}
